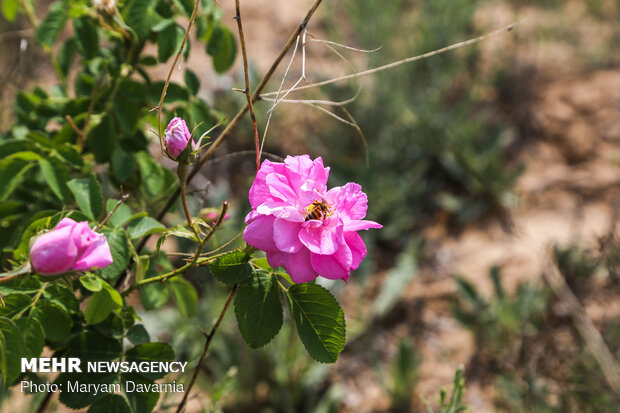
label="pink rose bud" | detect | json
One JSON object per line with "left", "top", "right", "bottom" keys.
{"left": 30, "top": 218, "right": 113, "bottom": 275}
{"left": 164, "top": 117, "right": 197, "bottom": 159}
{"left": 203, "top": 210, "right": 230, "bottom": 222}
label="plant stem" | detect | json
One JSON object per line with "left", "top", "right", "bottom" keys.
{"left": 157, "top": 0, "right": 200, "bottom": 152}
{"left": 233, "top": 0, "right": 260, "bottom": 172}
{"left": 175, "top": 284, "right": 238, "bottom": 413}
{"left": 147, "top": 0, "right": 324, "bottom": 228}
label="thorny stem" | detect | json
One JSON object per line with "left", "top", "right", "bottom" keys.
{"left": 157, "top": 0, "right": 200, "bottom": 153}
{"left": 148, "top": 0, "right": 324, "bottom": 227}
{"left": 233, "top": 0, "right": 261, "bottom": 172}
{"left": 192, "top": 201, "right": 229, "bottom": 265}
{"left": 95, "top": 192, "right": 129, "bottom": 231}
{"left": 119, "top": 0, "right": 324, "bottom": 291}
{"left": 177, "top": 163, "right": 197, "bottom": 236}
{"left": 175, "top": 284, "right": 238, "bottom": 413}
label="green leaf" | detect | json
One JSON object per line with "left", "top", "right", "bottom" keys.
{"left": 87, "top": 394, "right": 131, "bottom": 413}
{"left": 57, "top": 37, "right": 77, "bottom": 76}
{"left": 206, "top": 22, "right": 237, "bottom": 73}
{"left": 111, "top": 148, "right": 137, "bottom": 183}
{"left": 169, "top": 278, "right": 197, "bottom": 318}
{"left": 125, "top": 343, "right": 174, "bottom": 380}
{"left": 184, "top": 69, "right": 200, "bottom": 95}
{"left": 67, "top": 173, "right": 103, "bottom": 220}
{"left": 127, "top": 216, "right": 166, "bottom": 239}
{"left": 285, "top": 283, "right": 346, "bottom": 363}
{"left": 0, "top": 153, "right": 36, "bottom": 201}
{"left": 38, "top": 157, "right": 72, "bottom": 203}
{"left": 125, "top": 0, "right": 155, "bottom": 41}
{"left": 0, "top": 317, "right": 24, "bottom": 387}
{"left": 126, "top": 324, "right": 150, "bottom": 345}
{"left": 31, "top": 300, "right": 73, "bottom": 343}
{"left": 235, "top": 270, "right": 283, "bottom": 348}
{"left": 139, "top": 282, "right": 170, "bottom": 310}
{"left": 114, "top": 97, "right": 141, "bottom": 134}
{"left": 87, "top": 114, "right": 117, "bottom": 163}
{"left": 43, "top": 283, "right": 80, "bottom": 313}
{"left": 98, "top": 228, "right": 130, "bottom": 280}
{"left": 122, "top": 374, "right": 160, "bottom": 413}
{"left": 1, "top": 0, "right": 19, "bottom": 22}
{"left": 158, "top": 23, "right": 185, "bottom": 62}
{"left": 85, "top": 287, "right": 122, "bottom": 325}
{"left": 208, "top": 250, "right": 252, "bottom": 284}
{"left": 172, "top": 0, "right": 193, "bottom": 17}
{"left": 35, "top": 0, "right": 69, "bottom": 47}
{"left": 148, "top": 81, "right": 189, "bottom": 104}
{"left": 58, "top": 372, "right": 118, "bottom": 409}
{"left": 80, "top": 273, "right": 103, "bottom": 292}
{"left": 137, "top": 151, "right": 164, "bottom": 196}
{"left": 15, "top": 316, "right": 45, "bottom": 359}
{"left": 73, "top": 16, "right": 99, "bottom": 59}
{"left": 106, "top": 198, "right": 132, "bottom": 228}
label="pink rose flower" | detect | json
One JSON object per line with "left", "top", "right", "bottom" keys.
{"left": 164, "top": 117, "right": 197, "bottom": 159}
{"left": 243, "top": 155, "right": 381, "bottom": 283}
{"left": 30, "top": 218, "right": 113, "bottom": 275}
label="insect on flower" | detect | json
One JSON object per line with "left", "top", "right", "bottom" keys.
{"left": 243, "top": 155, "right": 381, "bottom": 283}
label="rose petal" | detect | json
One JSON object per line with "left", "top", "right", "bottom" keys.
{"left": 243, "top": 215, "right": 279, "bottom": 252}
{"left": 299, "top": 219, "right": 342, "bottom": 255}
{"left": 310, "top": 245, "right": 351, "bottom": 282}
{"left": 267, "top": 248, "right": 317, "bottom": 283}
{"left": 273, "top": 218, "right": 303, "bottom": 253}
{"left": 345, "top": 231, "right": 367, "bottom": 270}
{"left": 30, "top": 225, "right": 78, "bottom": 275}
{"left": 72, "top": 233, "right": 113, "bottom": 271}
{"left": 343, "top": 220, "right": 383, "bottom": 232}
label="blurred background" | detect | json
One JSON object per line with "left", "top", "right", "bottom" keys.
{"left": 2, "top": 0, "right": 620, "bottom": 411}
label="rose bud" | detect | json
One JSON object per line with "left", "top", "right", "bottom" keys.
{"left": 164, "top": 117, "right": 197, "bottom": 161}
{"left": 201, "top": 208, "right": 231, "bottom": 223}
{"left": 29, "top": 218, "right": 113, "bottom": 276}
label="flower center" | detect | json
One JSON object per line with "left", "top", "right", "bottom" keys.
{"left": 304, "top": 199, "right": 332, "bottom": 222}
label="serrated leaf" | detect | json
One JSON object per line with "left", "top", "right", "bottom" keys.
{"left": 122, "top": 374, "right": 160, "bottom": 413}
{"left": 125, "top": 0, "right": 155, "bottom": 41}
{"left": 0, "top": 317, "right": 24, "bottom": 387}
{"left": 67, "top": 173, "right": 103, "bottom": 220}
{"left": 285, "top": 283, "right": 346, "bottom": 363}
{"left": 126, "top": 324, "right": 150, "bottom": 345}
{"left": 15, "top": 316, "right": 45, "bottom": 359}
{"left": 57, "top": 37, "right": 77, "bottom": 76}
{"left": 80, "top": 273, "right": 103, "bottom": 292}
{"left": 158, "top": 23, "right": 185, "bottom": 62}
{"left": 98, "top": 228, "right": 130, "bottom": 280}
{"left": 125, "top": 343, "right": 174, "bottom": 380}
{"left": 35, "top": 1, "right": 69, "bottom": 47}
{"left": 169, "top": 278, "right": 197, "bottom": 318}
{"left": 128, "top": 216, "right": 166, "bottom": 239}
{"left": 136, "top": 151, "right": 176, "bottom": 196}
{"left": 184, "top": 69, "right": 200, "bottom": 95}
{"left": 209, "top": 250, "right": 252, "bottom": 284}
{"left": 38, "top": 157, "right": 71, "bottom": 203}
{"left": 0, "top": 154, "right": 36, "bottom": 201}
{"left": 105, "top": 198, "right": 132, "bottom": 228}
{"left": 87, "top": 394, "right": 131, "bottom": 413}
{"left": 111, "top": 148, "right": 137, "bottom": 183}
{"left": 87, "top": 114, "right": 117, "bottom": 163}
{"left": 73, "top": 16, "right": 99, "bottom": 59}
{"left": 235, "top": 271, "right": 283, "bottom": 348}
{"left": 206, "top": 22, "right": 237, "bottom": 73}
{"left": 31, "top": 300, "right": 73, "bottom": 343}
{"left": 85, "top": 287, "right": 122, "bottom": 325}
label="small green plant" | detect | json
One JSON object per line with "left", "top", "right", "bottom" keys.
{"left": 422, "top": 367, "right": 469, "bottom": 413}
